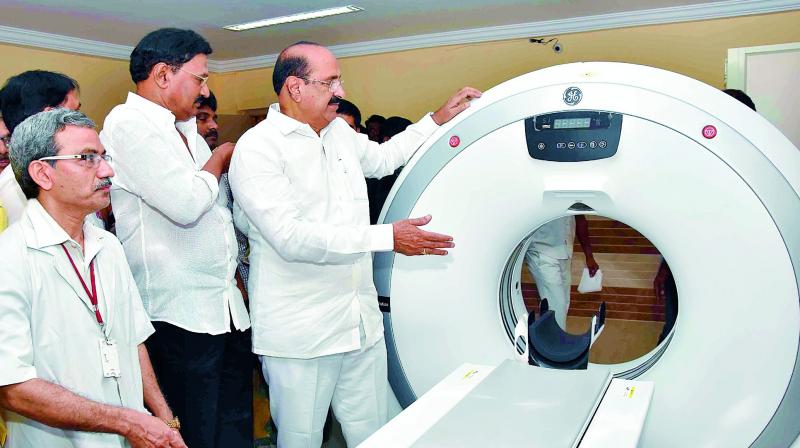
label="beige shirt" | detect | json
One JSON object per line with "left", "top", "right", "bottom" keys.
{"left": 0, "top": 200, "right": 154, "bottom": 448}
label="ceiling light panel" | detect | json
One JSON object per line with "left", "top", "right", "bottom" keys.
{"left": 224, "top": 5, "right": 364, "bottom": 31}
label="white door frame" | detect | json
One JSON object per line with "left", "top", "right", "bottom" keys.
{"left": 726, "top": 41, "right": 800, "bottom": 89}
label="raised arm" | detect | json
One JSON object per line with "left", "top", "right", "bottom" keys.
{"left": 101, "top": 120, "right": 220, "bottom": 225}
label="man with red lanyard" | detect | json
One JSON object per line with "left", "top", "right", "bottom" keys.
{"left": 0, "top": 109, "right": 185, "bottom": 448}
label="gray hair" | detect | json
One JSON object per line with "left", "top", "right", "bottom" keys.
{"left": 9, "top": 108, "right": 95, "bottom": 199}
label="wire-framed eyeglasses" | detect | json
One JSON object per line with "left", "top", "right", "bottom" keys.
{"left": 178, "top": 67, "right": 209, "bottom": 87}
{"left": 39, "top": 153, "right": 113, "bottom": 167}
{"left": 300, "top": 77, "right": 343, "bottom": 92}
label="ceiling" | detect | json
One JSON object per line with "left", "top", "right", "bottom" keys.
{"left": 0, "top": 0, "right": 797, "bottom": 65}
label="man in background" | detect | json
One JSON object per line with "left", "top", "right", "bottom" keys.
{"left": 336, "top": 98, "right": 362, "bottom": 132}
{"left": 365, "top": 114, "right": 385, "bottom": 142}
{"left": 366, "top": 116, "right": 413, "bottom": 224}
{"left": 0, "top": 70, "right": 81, "bottom": 224}
{"left": 525, "top": 216, "right": 600, "bottom": 329}
{"left": 0, "top": 117, "right": 9, "bottom": 175}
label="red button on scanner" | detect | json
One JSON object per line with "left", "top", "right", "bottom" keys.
{"left": 702, "top": 125, "right": 717, "bottom": 139}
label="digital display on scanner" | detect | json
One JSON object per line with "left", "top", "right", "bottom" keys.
{"left": 553, "top": 117, "right": 591, "bottom": 129}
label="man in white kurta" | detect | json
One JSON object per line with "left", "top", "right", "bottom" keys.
{"left": 0, "top": 109, "right": 184, "bottom": 448}
{"left": 230, "top": 41, "right": 480, "bottom": 447}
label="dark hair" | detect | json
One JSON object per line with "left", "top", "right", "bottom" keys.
{"left": 365, "top": 114, "right": 386, "bottom": 126}
{"left": 383, "top": 116, "right": 413, "bottom": 140}
{"left": 130, "top": 28, "right": 213, "bottom": 83}
{"left": 196, "top": 91, "right": 218, "bottom": 111}
{"left": 0, "top": 70, "right": 79, "bottom": 134}
{"left": 336, "top": 99, "right": 361, "bottom": 126}
{"left": 272, "top": 41, "right": 321, "bottom": 94}
{"left": 722, "top": 89, "right": 756, "bottom": 111}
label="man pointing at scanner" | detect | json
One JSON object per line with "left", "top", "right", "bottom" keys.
{"left": 230, "top": 41, "right": 480, "bottom": 447}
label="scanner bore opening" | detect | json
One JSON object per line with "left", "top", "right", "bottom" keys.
{"left": 500, "top": 214, "right": 677, "bottom": 376}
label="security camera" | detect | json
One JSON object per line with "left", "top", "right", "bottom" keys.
{"left": 553, "top": 42, "right": 563, "bottom": 54}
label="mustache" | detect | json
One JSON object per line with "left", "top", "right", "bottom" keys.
{"left": 328, "top": 96, "right": 341, "bottom": 106}
{"left": 94, "top": 178, "right": 112, "bottom": 190}
{"left": 194, "top": 95, "right": 205, "bottom": 106}
{"left": 204, "top": 129, "right": 219, "bottom": 139}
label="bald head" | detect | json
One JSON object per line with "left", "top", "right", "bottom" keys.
{"left": 272, "top": 41, "right": 325, "bottom": 95}
{"left": 273, "top": 42, "right": 346, "bottom": 134}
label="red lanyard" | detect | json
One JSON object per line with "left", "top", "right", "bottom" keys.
{"left": 60, "top": 243, "right": 104, "bottom": 326}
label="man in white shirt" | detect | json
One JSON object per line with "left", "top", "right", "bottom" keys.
{"left": 525, "top": 216, "right": 600, "bottom": 329}
{"left": 0, "top": 70, "right": 81, "bottom": 225}
{"left": 100, "top": 28, "right": 251, "bottom": 448}
{"left": 230, "top": 41, "right": 480, "bottom": 447}
{"left": 0, "top": 108, "right": 185, "bottom": 448}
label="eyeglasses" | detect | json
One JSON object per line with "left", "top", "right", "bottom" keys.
{"left": 39, "top": 153, "right": 113, "bottom": 166}
{"left": 178, "top": 67, "right": 209, "bottom": 87}
{"left": 0, "top": 135, "right": 10, "bottom": 146}
{"left": 300, "top": 77, "right": 344, "bottom": 92}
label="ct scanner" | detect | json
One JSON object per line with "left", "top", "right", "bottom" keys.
{"left": 372, "top": 62, "right": 800, "bottom": 446}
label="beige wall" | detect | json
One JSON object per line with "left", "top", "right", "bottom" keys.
{"left": 0, "top": 43, "right": 133, "bottom": 127}
{"left": 209, "top": 11, "right": 800, "bottom": 120}
{"left": 1, "top": 10, "right": 799, "bottom": 125}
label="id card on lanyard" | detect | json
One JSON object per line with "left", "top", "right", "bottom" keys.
{"left": 61, "top": 244, "right": 121, "bottom": 378}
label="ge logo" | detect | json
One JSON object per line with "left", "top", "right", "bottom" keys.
{"left": 563, "top": 87, "right": 582, "bottom": 106}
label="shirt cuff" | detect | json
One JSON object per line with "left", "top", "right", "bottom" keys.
{"left": 370, "top": 224, "right": 395, "bottom": 252}
{"left": 196, "top": 170, "right": 221, "bottom": 201}
{"left": 416, "top": 113, "right": 440, "bottom": 135}
{"left": 0, "top": 365, "right": 37, "bottom": 387}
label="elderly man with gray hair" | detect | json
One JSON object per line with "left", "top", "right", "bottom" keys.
{"left": 0, "top": 108, "right": 186, "bottom": 448}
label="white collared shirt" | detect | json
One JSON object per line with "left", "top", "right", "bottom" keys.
{"left": 230, "top": 103, "right": 438, "bottom": 358}
{"left": 0, "top": 166, "right": 26, "bottom": 225}
{"left": 100, "top": 92, "right": 249, "bottom": 335}
{"left": 0, "top": 200, "right": 154, "bottom": 448}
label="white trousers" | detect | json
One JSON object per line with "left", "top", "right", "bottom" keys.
{"left": 260, "top": 327, "right": 388, "bottom": 448}
{"left": 525, "top": 249, "right": 572, "bottom": 329}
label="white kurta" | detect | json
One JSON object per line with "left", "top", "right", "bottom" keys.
{"left": 230, "top": 104, "right": 438, "bottom": 358}
{"left": 0, "top": 200, "right": 154, "bottom": 448}
{"left": 100, "top": 92, "right": 249, "bottom": 335}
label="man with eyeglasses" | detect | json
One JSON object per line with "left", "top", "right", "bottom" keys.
{"left": 0, "top": 108, "right": 186, "bottom": 448}
{"left": 100, "top": 28, "right": 251, "bottom": 448}
{"left": 229, "top": 41, "right": 481, "bottom": 447}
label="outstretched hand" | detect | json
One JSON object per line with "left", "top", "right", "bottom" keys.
{"left": 392, "top": 215, "right": 454, "bottom": 256}
{"left": 431, "top": 87, "right": 483, "bottom": 126}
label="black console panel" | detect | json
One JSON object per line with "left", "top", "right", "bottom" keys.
{"left": 524, "top": 111, "right": 622, "bottom": 162}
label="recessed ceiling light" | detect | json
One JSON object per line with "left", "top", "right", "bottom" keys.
{"left": 223, "top": 5, "right": 364, "bottom": 31}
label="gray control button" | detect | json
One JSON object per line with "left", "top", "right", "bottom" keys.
{"left": 567, "top": 142, "right": 576, "bottom": 149}
{"left": 556, "top": 142, "right": 566, "bottom": 149}
{"left": 599, "top": 140, "right": 607, "bottom": 148}
{"left": 537, "top": 142, "right": 546, "bottom": 150}
{"left": 589, "top": 141, "right": 597, "bottom": 149}
{"left": 577, "top": 141, "right": 587, "bottom": 149}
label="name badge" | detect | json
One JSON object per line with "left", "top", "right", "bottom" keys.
{"left": 99, "top": 339, "right": 121, "bottom": 378}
